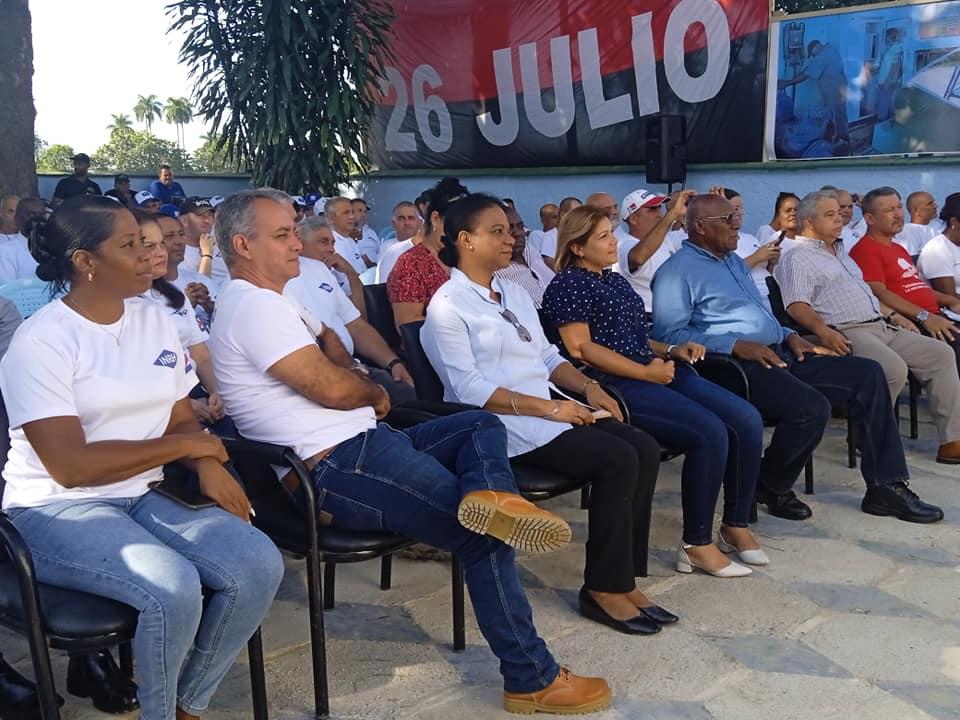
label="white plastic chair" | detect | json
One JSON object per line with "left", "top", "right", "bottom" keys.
{"left": 0, "top": 278, "right": 62, "bottom": 318}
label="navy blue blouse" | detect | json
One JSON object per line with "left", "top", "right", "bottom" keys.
{"left": 542, "top": 266, "right": 655, "bottom": 364}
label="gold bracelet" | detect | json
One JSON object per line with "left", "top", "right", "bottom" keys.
{"left": 510, "top": 391, "right": 521, "bottom": 416}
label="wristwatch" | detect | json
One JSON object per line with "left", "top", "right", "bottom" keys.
{"left": 916, "top": 310, "right": 930, "bottom": 324}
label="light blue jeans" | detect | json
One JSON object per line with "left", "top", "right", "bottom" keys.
{"left": 7, "top": 490, "right": 284, "bottom": 720}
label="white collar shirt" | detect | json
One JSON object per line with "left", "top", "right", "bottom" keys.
{"left": 493, "top": 244, "right": 556, "bottom": 308}
{"left": 333, "top": 230, "right": 367, "bottom": 274}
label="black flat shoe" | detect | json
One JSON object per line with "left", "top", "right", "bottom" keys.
{"left": 578, "top": 587, "right": 660, "bottom": 635}
{"left": 66, "top": 650, "right": 139, "bottom": 715}
{"left": 636, "top": 604, "right": 679, "bottom": 625}
{"left": 758, "top": 488, "right": 812, "bottom": 521}
{"left": 862, "top": 482, "right": 944, "bottom": 524}
{"left": 0, "top": 655, "right": 63, "bottom": 720}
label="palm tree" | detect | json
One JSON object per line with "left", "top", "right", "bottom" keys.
{"left": 133, "top": 94, "right": 163, "bottom": 133}
{"left": 106, "top": 113, "right": 133, "bottom": 133}
{"left": 164, "top": 97, "right": 193, "bottom": 150}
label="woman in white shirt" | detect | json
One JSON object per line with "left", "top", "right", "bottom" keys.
{"left": 1, "top": 196, "right": 283, "bottom": 720}
{"left": 755, "top": 192, "right": 800, "bottom": 246}
{"left": 918, "top": 193, "right": 960, "bottom": 301}
{"left": 422, "top": 194, "right": 674, "bottom": 636}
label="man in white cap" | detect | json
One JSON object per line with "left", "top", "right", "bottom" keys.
{"left": 616, "top": 188, "right": 694, "bottom": 313}
{"left": 135, "top": 190, "right": 162, "bottom": 213}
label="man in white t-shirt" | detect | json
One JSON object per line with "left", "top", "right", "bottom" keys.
{"left": 526, "top": 203, "right": 559, "bottom": 255}
{"left": 375, "top": 201, "right": 422, "bottom": 283}
{"left": 351, "top": 198, "right": 382, "bottom": 262}
{"left": 0, "top": 194, "right": 18, "bottom": 237}
{"left": 296, "top": 215, "right": 363, "bottom": 305}
{"left": 207, "top": 188, "right": 607, "bottom": 712}
{"left": 896, "top": 191, "right": 940, "bottom": 258}
{"left": 540, "top": 196, "right": 582, "bottom": 269}
{"left": 179, "top": 197, "right": 229, "bottom": 287}
{"left": 325, "top": 197, "right": 369, "bottom": 273}
{"left": 0, "top": 197, "right": 41, "bottom": 283}
{"left": 157, "top": 214, "right": 217, "bottom": 331}
{"left": 615, "top": 187, "right": 692, "bottom": 312}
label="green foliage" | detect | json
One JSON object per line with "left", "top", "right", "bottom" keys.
{"left": 91, "top": 128, "right": 194, "bottom": 174}
{"left": 775, "top": 0, "right": 890, "bottom": 13}
{"left": 107, "top": 113, "right": 133, "bottom": 132}
{"left": 192, "top": 133, "right": 239, "bottom": 173}
{"left": 36, "top": 143, "right": 76, "bottom": 173}
{"left": 164, "top": 97, "right": 193, "bottom": 149}
{"left": 133, "top": 94, "right": 164, "bottom": 132}
{"left": 168, "top": 0, "right": 394, "bottom": 193}
{"left": 34, "top": 135, "right": 48, "bottom": 161}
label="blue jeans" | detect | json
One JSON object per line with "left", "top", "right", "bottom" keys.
{"left": 601, "top": 366, "right": 763, "bottom": 545}
{"left": 8, "top": 492, "right": 284, "bottom": 720}
{"left": 301, "top": 410, "right": 559, "bottom": 694}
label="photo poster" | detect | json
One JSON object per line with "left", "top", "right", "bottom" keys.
{"left": 369, "top": 0, "right": 770, "bottom": 170}
{"left": 766, "top": 0, "right": 960, "bottom": 160}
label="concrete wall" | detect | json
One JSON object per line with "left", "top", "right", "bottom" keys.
{"left": 357, "top": 159, "right": 960, "bottom": 238}
{"left": 36, "top": 174, "right": 253, "bottom": 203}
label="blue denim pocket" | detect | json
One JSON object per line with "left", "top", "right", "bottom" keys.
{"left": 315, "top": 489, "right": 384, "bottom": 531}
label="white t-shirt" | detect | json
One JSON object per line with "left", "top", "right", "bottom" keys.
{"left": 0, "top": 298, "right": 191, "bottom": 509}
{"left": 333, "top": 230, "right": 367, "bottom": 274}
{"left": 182, "top": 243, "right": 229, "bottom": 288}
{"left": 841, "top": 222, "right": 863, "bottom": 251}
{"left": 733, "top": 231, "right": 770, "bottom": 297}
{"left": 526, "top": 229, "right": 546, "bottom": 254}
{"left": 917, "top": 233, "right": 960, "bottom": 290}
{"left": 755, "top": 224, "right": 776, "bottom": 246}
{"left": 895, "top": 223, "right": 936, "bottom": 257}
{"left": 615, "top": 229, "right": 685, "bottom": 310}
{"left": 539, "top": 228, "right": 559, "bottom": 261}
{"left": 284, "top": 257, "right": 361, "bottom": 354}
{"left": 356, "top": 225, "right": 381, "bottom": 263}
{"left": 208, "top": 279, "right": 376, "bottom": 469}
{"left": 0, "top": 232, "right": 38, "bottom": 284}
{"left": 376, "top": 239, "right": 414, "bottom": 284}
{"left": 142, "top": 288, "right": 208, "bottom": 388}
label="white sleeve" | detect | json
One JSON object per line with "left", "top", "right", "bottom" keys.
{"left": 181, "top": 303, "right": 209, "bottom": 348}
{"left": 918, "top": 241, "right": 954, "bottom": 280}
{"left": 540, "top": 232, "right": 557, "bottom": 260}
{"left": 236, "top": 292, "right": 318, "bottom": 373}
{"left": 0, "top": 334, "right": 78, "bottom": 427}
{"left": 333, "top": 282, "right": 361, "bottom": 325}
{"left": 755, "top": 225, "right": 774, "bottom": 245}
{"left": 357, "top": 231, "right": 381, "bottom": 262}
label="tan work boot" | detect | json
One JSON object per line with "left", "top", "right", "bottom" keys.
{"left": 457, "top": 490, "right": 571, "bottom": 553}
{"left": 503, "top": 667, "right": 612, "bottom": 714}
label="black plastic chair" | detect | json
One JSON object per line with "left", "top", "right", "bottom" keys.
{"left": 363, "top": 283, "right": 402, "bottom": 354}
{"left": 223, "top": 435, "right": 465, "bottom": 720}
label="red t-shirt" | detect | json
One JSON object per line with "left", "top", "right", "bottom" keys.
{"left": 386, "top": 244, "right": 450, "bottom": 309}
{"left": 848, "top": 234, "right": 939, "bottom": 313}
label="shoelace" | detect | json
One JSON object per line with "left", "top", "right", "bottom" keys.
{"left": 891, "top": 482, "right": 918, "bottom": 501}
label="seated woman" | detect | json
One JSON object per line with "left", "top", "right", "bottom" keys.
{"left": 387, "top": 177, "right": 469, "bottom": 332}
{"left": 134, "top": 210, "right": 233, "bottom": 436}
{"left": 422, "top": 194, "right": 672, "bottom": 635}
{"left": 543, "top": 205, "right": 768, "bottom": 576}
{"left": 755, "top": 192, "right": 800, "bottom": 249}
{"left": 1, "top": 196, "right": 284, "bottom": 720}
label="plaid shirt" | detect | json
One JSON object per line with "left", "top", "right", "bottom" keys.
{"left": 774, "top": 236, "right": 882, "bottom": 326}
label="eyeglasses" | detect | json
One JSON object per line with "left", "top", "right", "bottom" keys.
{"left": 701, "top": 210, "right": 742, "bottom": 226}
{"left": 500, "top": 309, "right": 533, "bottom": 342}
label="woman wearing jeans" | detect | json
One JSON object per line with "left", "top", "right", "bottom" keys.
{"left": 543, "top": 205, "right": 768, "bottom": 577}
{"left": 422, "top": 194, "right": 671, "bottom": 636}
{"left": 0, "top": 196, "right": 284, "bottom": 720}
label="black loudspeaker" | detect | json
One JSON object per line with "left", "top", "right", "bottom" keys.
{"left": 645, "top": 115, "right": 688, "bottom": 185}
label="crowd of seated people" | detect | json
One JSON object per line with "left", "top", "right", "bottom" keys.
{"left": 0, "top": 175, "right": 954, "bottom": 718}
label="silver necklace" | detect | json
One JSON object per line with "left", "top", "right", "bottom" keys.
{"left": 63, "top": 297, "right": 125, "bottom": 345}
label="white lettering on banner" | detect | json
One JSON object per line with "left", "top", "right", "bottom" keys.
{"left": 520, "top": 36, "right": 576, "bottom": 138}
{"left": 477, "top": 48, "right": 521, "bottom": 146}
{"left": 663, "top": 0, "right": 730, "bottom": 103}
{"left": 632, "top": 13, "right": 661, "bottom": 116}
{"left": 382, "top": 67, "right": 416, "bottom": 152}
{"left": 579, "top": 27, "right": 634, "bottom": 128}
{"left": 412, "top": 64, "right": 454, "bottom": 151}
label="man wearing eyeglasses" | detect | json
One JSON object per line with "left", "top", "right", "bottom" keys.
{"left": 653, "top": 193, "right": 943, "bottom": 525}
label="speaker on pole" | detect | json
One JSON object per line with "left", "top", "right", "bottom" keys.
{"left": 645, "top": 115, "right": 687, "bottom": 188}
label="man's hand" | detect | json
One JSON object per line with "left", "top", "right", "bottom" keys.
{"left": 708, "top": 185, "right": 726, "bottom": 197}
{"left": 666, "top": 190, "right": 696, "bottom": 222}
{"left": 584, "top": 383, "right": 624, "bottom": 422}
{"left": 890, "top": 314, "right": 919, "bottom": 333}
{"left": 669, "top": 342, "right": 706, "bottom": 363}
{"left": 206, "top": 392, "right": 226, "bottom": 421}
{"left": 786, "top": 332, "right": 837, "bottom": 361}
{"left": 373, "top": 384, "right": 391, "bottom": 419}
{"left": 921, "top": 314, "right": 958, "bottom": 342}
{"left": 197, "top": 460, "right": 253, "bottom": 521}
{"left": 324, "top": 252, "right": 356, "bottom": 275}
{"left": 199, "top": 233, "right": 215, "bottom": 255}
{"left": 190, "top": 398, "right": 216, "bottom": 425}
{"left": 184, "top": 282, "right": 211, "bottom": 310}
{"left": 732, "top": 339, "right": 787, "bottom": 369}
{"left": 641, "top": 358, "right": 676, "bottom": 384}
{"left": 815, "top": 327, "right": 852, "bottom": 355}
{"left": 390, "top": 362, "right": 415, "bottom": 387}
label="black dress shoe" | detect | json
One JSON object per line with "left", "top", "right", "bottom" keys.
{"left": 758, "top": 488, "right": 812, "bottom": 521}
{"left": 862, "top": 482, "right": 944, "bottom": 524}
{"left": 636, "top": 604, "right": 679, "bottom": 625}
{"left": 578, "top": 587, "right": 661, "bottom": 635}
{"left": 0, "top": 654, "right": 63, "bottom": 720}
{"left": 66, "top": 650, "right": 139, "bottom": 714}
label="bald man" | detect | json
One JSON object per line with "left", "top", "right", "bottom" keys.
{"left": 527, "top": 203, "right": 560, "bottom": 255}
{"left": 0, "top": 195, "right": 19, "bottom": 237}
{"left": 540, "top": 196, "right": 582, "bottom": 269}
{"left": 652, "top": 194, "right": 942, "bottom": 525}
{"left": 898, "top": 191, "right": 940, "bottom": 258}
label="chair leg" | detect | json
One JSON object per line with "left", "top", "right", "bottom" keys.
{"left": 804, "top": 458, "right": 815, "bottom": 495}
{"left": 247, "top": 627, "right": 269, "bottom": 720}
{"left": 23, "top": 626, "right": 59, "bottom": 720}
{"left": 323, "top": 562, "right": 336, "bottom": 610}
{"left": 306, "top": 555, "right": 330, "bottom": 718}
{"left": 118, "top": 641, "right": 134, "bottom": 677}
{"left": 380, "top": 554, "right": 393, "bottom": 591}
{"left": 847, "top": 423, "right": 856, "bottom": 469}
{"left": 451, "top": 557, "right": 465, "bottom": 652}
{"left": 909, "top": 378, "right": 920, "bottom": 440}
{"left": 579, "top": 485, "right": 590, "bottom": 509}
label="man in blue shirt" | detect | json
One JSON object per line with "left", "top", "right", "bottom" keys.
{"left": 653, "top": 194, "right": 942, "bottom": 525}
{"left": 149, "top": 164, "right": 187, "bottom": 208}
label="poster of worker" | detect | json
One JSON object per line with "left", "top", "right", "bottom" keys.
{"left": 766, "top": 0, "right": 960, "bottom": 160}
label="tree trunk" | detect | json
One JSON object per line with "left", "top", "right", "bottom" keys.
{"left": 0, "top": 0, "right": 37, "bottom": 197}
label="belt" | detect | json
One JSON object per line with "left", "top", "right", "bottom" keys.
{"left": 281, "top": 446, "right": 335, "bottom": 497}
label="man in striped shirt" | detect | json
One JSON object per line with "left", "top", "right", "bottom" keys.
{"left": 495, "top": 205, "right": 555, "bottom": 308}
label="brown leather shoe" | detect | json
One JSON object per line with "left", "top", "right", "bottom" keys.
{"left": 503, "top": 667, "right": 612, "bottom": 714}
{"left": 457, "top": 490, "right": 571, "bottom": 553}
{"left": 936, "top": 440, "right": 960, "bottom": 464}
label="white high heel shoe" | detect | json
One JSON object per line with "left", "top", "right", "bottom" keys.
{"left": 716, "top": 528, "right": 770, "bottom": 566}
{"left": 676, "top": 544, "right": 752, "bottom": 577}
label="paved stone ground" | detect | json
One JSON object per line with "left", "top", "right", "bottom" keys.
{"left": 3, "top": 413, "right": 959, "bottom": 719}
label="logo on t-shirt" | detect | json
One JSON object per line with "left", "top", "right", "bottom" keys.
{"left": 153, "top": 349, "right": 179, "bottom": 368}
{"left": 318, "top": 282, "right": 334, "bottom": 293}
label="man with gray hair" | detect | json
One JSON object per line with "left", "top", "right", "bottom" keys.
{"left": 207, "top": 188, "right": 612, "bottom": 715}
{"left": 776, "top": 190, "right": 960, "bottom": 464}
{"left": 324, "top": 196, "right": 370, "bottom": 273}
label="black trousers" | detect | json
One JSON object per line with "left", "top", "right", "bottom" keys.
{"left": 512, "top": 420, "right": 660, "bottom": 593}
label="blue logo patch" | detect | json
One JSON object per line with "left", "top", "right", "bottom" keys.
{"left": 317, "top": 282, "right": 334, "bottom": 293}
{"left": 153, "top": 350, "right": 178, "bottom": 368}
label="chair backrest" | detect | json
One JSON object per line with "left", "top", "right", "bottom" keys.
{"left": 363, "top": 283, "right": 401, "bottom": 353}
{"left": 398, "top": 321, "right": 444, "bottom": 402}
{"left": 765, "top": 276, "right": 802, "bottom": 331}
{"left": 0, "top": 279, "right": 60, "bottom": 319}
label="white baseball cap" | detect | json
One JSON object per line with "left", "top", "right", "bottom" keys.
{"left": 314, "top": 197, "right": 330, "bottom": 214}
{"left": 209, "top": 194, "right": 225, "bottom": 208}
{"left": 621, "top": 188, "right": 668, "bottom": 220}
{"left": 135, "top": 190, "right": 157, "bottom": 206}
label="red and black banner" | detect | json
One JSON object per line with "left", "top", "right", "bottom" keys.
{"left": 370, "top": 0, "right": 770, "bottom": 169}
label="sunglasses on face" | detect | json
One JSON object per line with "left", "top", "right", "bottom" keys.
{"left": 701, "top": 210, "right": 742, "bottom": 226}
{"left": 500, "top": 309, "right": 533, "bottom": 342}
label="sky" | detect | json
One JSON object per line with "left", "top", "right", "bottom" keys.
{"left": 31, "top": 0, "right": 211, "bottom": 155}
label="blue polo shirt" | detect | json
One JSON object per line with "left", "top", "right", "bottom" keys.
{"left": 651, "top": 241, "right": 793, "bottom": 354}
{"left": 149, "top": 180, "right": 186, "bottom": 206}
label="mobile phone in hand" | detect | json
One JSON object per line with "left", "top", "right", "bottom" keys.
{"left": 591, "top": 409, "right": 612, "bottom": 420}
